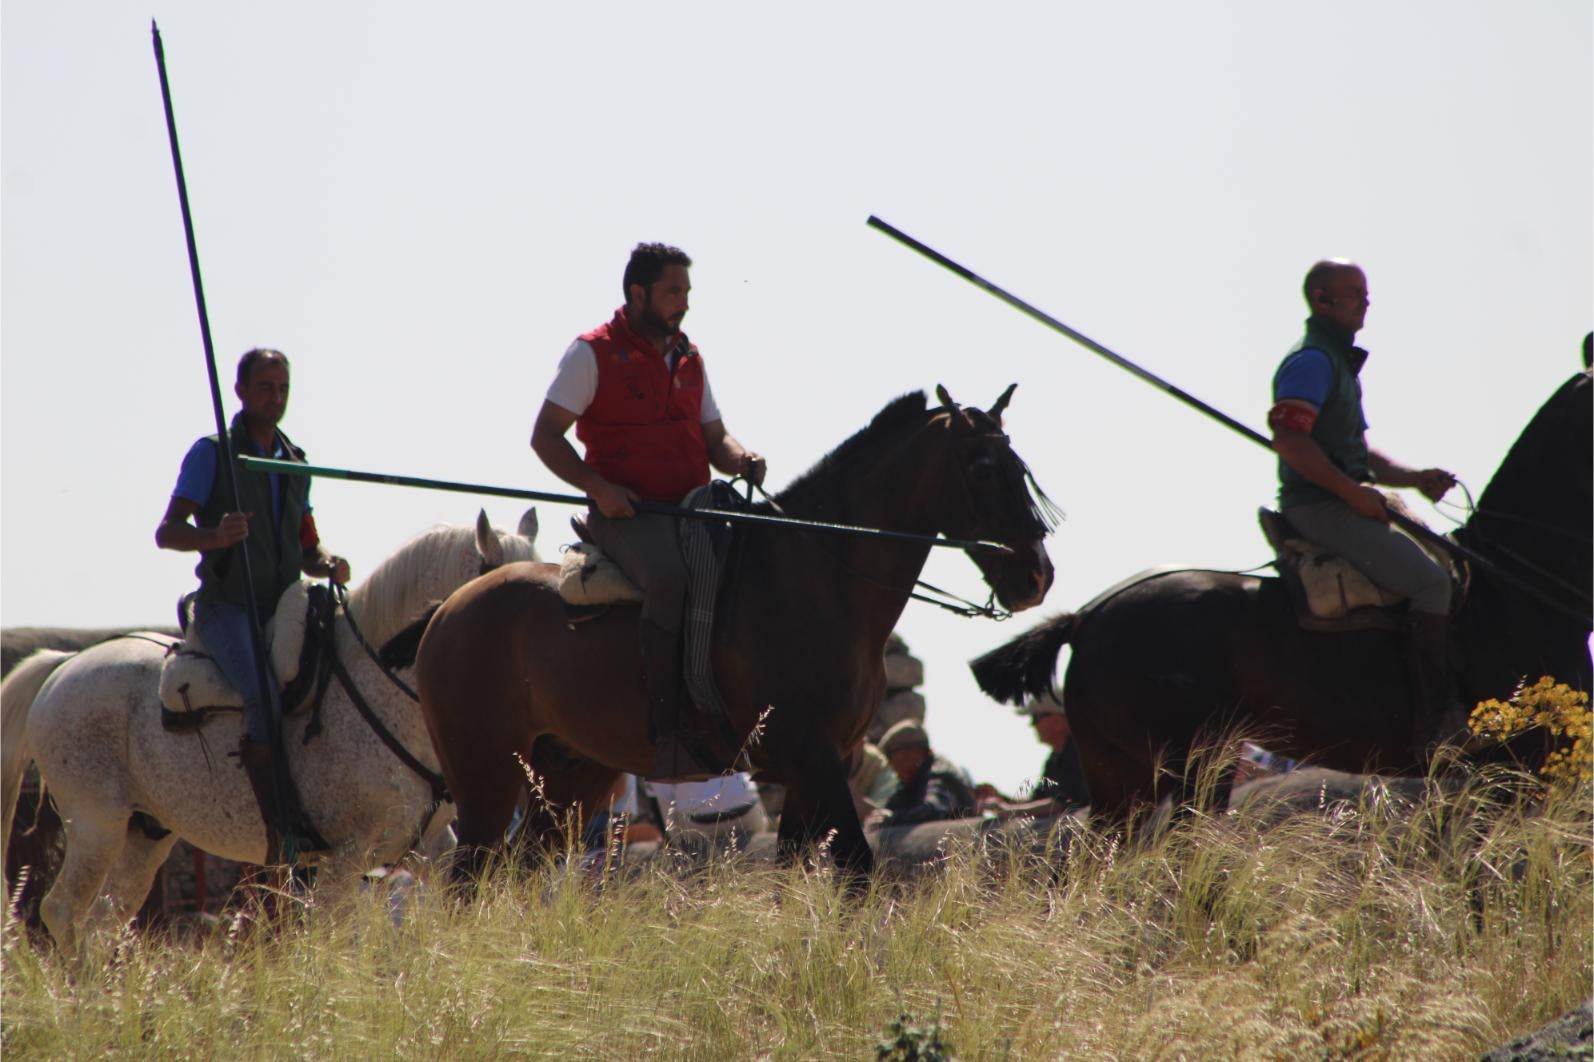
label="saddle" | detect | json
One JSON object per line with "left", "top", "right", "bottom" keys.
{"left": 159, "top": 582, "right": 336, "bottom": 732}
{"left": 551, "top": 482, "right": 744, "bottom": 736}
{"left": 1258, "top": 497, "right": 1464, "bottom": 633}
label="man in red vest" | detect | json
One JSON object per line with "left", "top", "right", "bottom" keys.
{"left": 531, "top": 243, "right": 765, "bottom": 779}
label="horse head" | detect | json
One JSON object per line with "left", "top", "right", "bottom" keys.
{"left": 346, "top": 508, "right": 542, "bottom": 648}
{"left": 934, "top": 384, "right": 1058, "bottom": 612}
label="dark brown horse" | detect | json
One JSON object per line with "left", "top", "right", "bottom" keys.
{"left": 417, "top": 387, "right": 1057, "bottom": 880}
{"left": 973, "top": 371, "right": 1592, "bottom": 820}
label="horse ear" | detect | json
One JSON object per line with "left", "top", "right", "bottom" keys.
{"left": 988, "top": 383, "right": 1017, "bottom": 423}
{"left": 517, "top": 507, "right": 539, "bottom": 542}
{"left": 935, "top": 384, "right": 955, "bottom": 409}
{"left": 475, "top": 509, "right": 504, "bottom": 568}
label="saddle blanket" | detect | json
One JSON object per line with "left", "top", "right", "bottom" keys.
{"left": 1259, "top": 495, "right": 1459, "bottom": 628}
{"left": 158, "top": 581, "right": 314, "bottom": 717}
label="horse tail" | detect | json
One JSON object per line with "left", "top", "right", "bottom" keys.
{"left": 969, "top": 612, "right": 1079, "bottom": 705}
{"left": 2, "top": 650, "right": 72, "bottom": 876}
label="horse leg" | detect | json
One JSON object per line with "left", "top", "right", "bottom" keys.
{"left": 39, "top": 810, "right": 128, "bottom": 952}
{"left": 1072, "top": 722, "right": 1159, "bottom": 832}
{"left": 774, "top": 731, "right": 873, "bottom": 883}
{"left": 102, "top": 822, "right": 178, "bottom": 929}
{"left": 514, "top": 757, "right": 622, "bottom": 868}
{"left": 447, "top": 745, "right": 532, "bottom": 887}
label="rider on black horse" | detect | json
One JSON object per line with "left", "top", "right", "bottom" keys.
{"left": 1268, "top": 259, "right": 1472, "bottom": 753}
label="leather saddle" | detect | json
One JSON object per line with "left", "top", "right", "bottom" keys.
{"left": 1258, "top": 499, "right": 1465, "bottom": 633}
{"left": 159, "top": 582, "right": 336, "bottom": 732}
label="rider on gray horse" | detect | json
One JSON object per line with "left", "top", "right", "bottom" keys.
{"left": 155, "top": 347, "right": 351, "bottom": 864}
{"left": 530, "top": 242, "right": 766, "bottom": 780}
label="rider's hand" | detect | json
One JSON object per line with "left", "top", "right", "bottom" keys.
{"left": 327, "top": 555, "right": 352, "bottom": 587}
{"left": 1345, "top": 485, "right": 1390, "bottom": 522}
{"left": 590, "top": 480, "right": 638, "bottom": 519}
{"left": 212, "top": 511, "right": 251, "bottom": 548}
{"left": 742, "top": 453, "right": 766, "bottom": 487}
{"left": 1414, "top": 468, "right": 1456, "bottom": 503}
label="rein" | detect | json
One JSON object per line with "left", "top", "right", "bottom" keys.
{"left": 325, "top": 582, "right": 448, "bottom": 804}
{"left": 736, "top": 432, "right": 1018, "bottom": 622}
{"left": 1427, "top": 480, "right": 1593, "bottom": 625}
{"left": 334, "top": 583, "right": 419, "bottom": 701}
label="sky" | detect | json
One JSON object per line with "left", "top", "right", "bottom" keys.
{"left": 3, "top": 2, "right": 1590, "bottom": 793}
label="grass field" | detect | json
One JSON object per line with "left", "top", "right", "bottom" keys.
{"left": 3, "top": 766, "right": 1589, "bottom": 1060}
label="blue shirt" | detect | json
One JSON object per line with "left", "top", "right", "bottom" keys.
{"left": 172, "top": 435, "right": 310, "bottom": 523}
{"left": 1272, "top": 347, "right": 1334, "bottom": 409}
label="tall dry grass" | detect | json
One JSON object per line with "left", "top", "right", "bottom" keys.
{"left": 4, "top": 766, "right": 1588, "bottom": 1060}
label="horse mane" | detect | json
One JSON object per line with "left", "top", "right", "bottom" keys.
{"left": 770, "top": 391, "right": 930, "bottom": 514}
{"left": 1470, "top": 372, "right": 1591, "bottom": 526}
{"left": 343, "top": 522, "right": 539, "bottom": 649}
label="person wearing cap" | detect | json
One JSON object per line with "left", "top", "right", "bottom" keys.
{"left": 875, "top": 719, "right": 978, "bottom": 827}
{"left": 975, "top": 690, "right": 1091, "bottom": 820}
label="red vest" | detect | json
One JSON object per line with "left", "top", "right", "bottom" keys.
{"left": 574, "top": 308, "right": 710, "bottom": 503}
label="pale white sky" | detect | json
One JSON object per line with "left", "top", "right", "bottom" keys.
{"left": 3, "top": 2, "right": 1589, "bottom": 792}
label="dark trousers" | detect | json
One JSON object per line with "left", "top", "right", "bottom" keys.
{"left": 586, "top": 511, "right": 688, "bottom": 633}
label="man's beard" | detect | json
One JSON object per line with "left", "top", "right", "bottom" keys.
{"left": 635, "top": 297, "right": 680, "bottom": 340}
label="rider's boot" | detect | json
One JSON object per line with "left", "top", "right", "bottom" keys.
{"left": 1406, "top": 612, "right": 1479, "bottom": 757}
{"left": 640, "top": 620, "right": 719, "bottom": 781}
{"left": 239, "top": 736, "right": 291, "bottom": 866}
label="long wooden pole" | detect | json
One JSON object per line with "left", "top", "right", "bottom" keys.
{"left": 153, "top": 23, "right": 303, "bottom": 860}
{"left": 238, "top": 455, "right": 1014, "bottom": 555}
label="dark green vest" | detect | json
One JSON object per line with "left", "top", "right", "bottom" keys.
{"left": 195, "top": 417, "right": 311, "bottom": 621}
{"left": 1275, "top": 317, "right": 1371, "bottom": 508}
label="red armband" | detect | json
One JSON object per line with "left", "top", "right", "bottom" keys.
{"left": 1267, "top": 401, "right": 1318, "bottom": 434}
{"left": 299, "top": 512, "right": 321, "bottom": 551}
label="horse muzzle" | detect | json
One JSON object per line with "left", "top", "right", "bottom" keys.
{"left": 988, "top": 539, "right": 1053, "bottom": 612}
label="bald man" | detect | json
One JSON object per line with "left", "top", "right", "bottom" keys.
{"left": 1268, "top": 260, "right": 1467, "bottom": 753}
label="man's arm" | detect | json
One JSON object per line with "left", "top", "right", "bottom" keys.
{"left": 701, "top": 418, "right": 765, "bottom": 486}
{"left": 298, "top": 514, "right": 351, "bottom": 586}
{"left": 530, "top": 399, "right": 638, "bottom": 518}
{"left": 155, "top": 496, "right": 249, "bottom": 552}
{"left": 1367, "top": 449, "right": 1456, "bottom": 502}
{"left": 1269, "top": 401, "right": 1390, "bottom": 521}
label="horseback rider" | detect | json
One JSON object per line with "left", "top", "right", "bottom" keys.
{"left": 530, "top": 242, "right": 766, "bottom": 780}
{"left": 155, "top": 347, "right": 350, "bottom": 863}
{"left": 1267, "top": 260, "right": 1470, "bottom": 752}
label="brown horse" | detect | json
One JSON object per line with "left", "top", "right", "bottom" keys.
{"left": 972, "top": 370, "right": 1592, "bottom": 821}
{"left": 416, "top": 387, "right": 1057, "bottom": 881}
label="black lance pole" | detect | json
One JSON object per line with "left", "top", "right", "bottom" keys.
{"left": 153, "top": 23, "right": 304, "bottom": 860}
{"left": 867, "top": 215, "right": 1270, "bottom": 448}
{"left": 865, "top": 215, "right": 1594, "bottom": 623}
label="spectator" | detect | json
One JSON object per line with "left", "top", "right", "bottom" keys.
{"left": 1233, "top": 742, "right": 1300, "bottom": 786}
{"left": 847, "top": 741, "right": 900, "bottom": 822}
{"left": 644, "top": 772, "right": 767, "bottom": 849}
{"left": 875, "top": 720, "right": 977, "bottom": 827}
{"left": 581, "top": 774, "right": 664, "bottom": 854}
{"left": 977, "top": 690, "right": 1091, "bottom": 819}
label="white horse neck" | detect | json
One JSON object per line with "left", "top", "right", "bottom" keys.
{"left": 342, "top": 523, "right": 537, "bottom": 649}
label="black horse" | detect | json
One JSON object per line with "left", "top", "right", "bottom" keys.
{"left": 973, "top": 371, "right": 1592, "bottom": 820}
